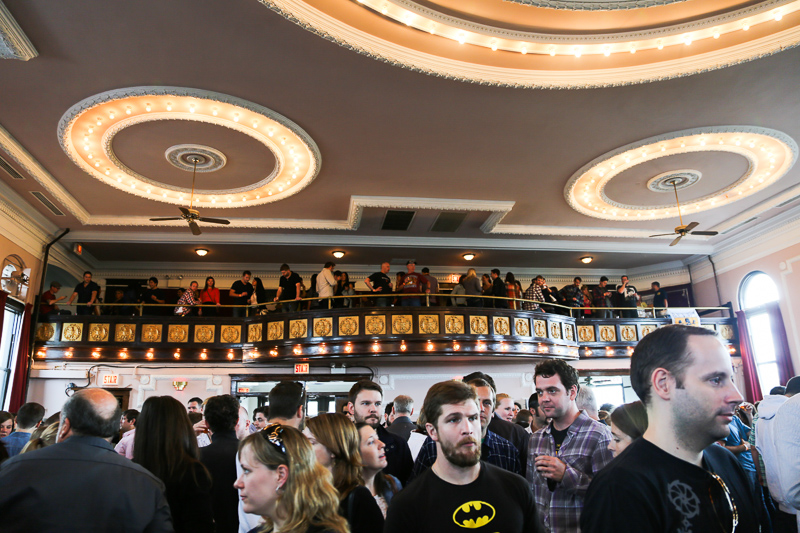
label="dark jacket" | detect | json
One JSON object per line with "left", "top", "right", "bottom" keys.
{"left": 386, "top": 416, "right": 416, "bottom": 442}
{"left": 376, "top": 425, "right": 414, "bottom": 485}
{"left": 199, "top": 429, "right": 240, "bottom": 533}
{"left": 491, "top": 277, "right": 508, "bottom": 308}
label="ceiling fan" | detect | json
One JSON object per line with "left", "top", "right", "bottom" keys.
{"left": 649, "top": 179, "right": 718, "bottom": 246}
{"left": 149, "top": 157, "right": 230, "bottom": 235}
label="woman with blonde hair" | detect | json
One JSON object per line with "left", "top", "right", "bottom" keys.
{"left": 20, "top": 422, "right": 59, "bottom": 454}
{"left": 236, "top": 424, "right": 348, "bottom": 533}
{"left": 463, "top": 268, "right": 482, "bottom": 307}
{"left": 304, "top": 414, "right": 383, "bottom": 533}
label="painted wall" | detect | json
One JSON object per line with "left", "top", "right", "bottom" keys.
{"left": 692, "top": 241, "right": 800, "bottom": 373}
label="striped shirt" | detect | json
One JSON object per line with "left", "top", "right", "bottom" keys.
{"left": 523, "top": 283, "right": 544, "bottom": 311}
{"left": 409, "top": 430, "right": 522, "bottom": 480}
{"left": 526, "top": 411, "right": 614, "bottom": 533}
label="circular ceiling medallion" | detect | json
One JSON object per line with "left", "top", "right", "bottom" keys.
{"left": 261, "top": 0, "right": 800, "bottom": 88}
{"left": 58, "top": 87, "right": 321, "bottom": 208}
{"left": 165, "top": 144, "right": 227, "bottom": 173}
{"left": 564, "top": 126, "right": 797, "bottom": 221}
{"left": 646, "top": 170, "right": 702, "bottom": 193}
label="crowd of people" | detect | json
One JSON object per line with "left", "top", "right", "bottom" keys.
{"left": 1, "top": 324, "right": 798, "bottom": 532}
{"left": 40, "top": 264, "right": 670, "bottom": 319}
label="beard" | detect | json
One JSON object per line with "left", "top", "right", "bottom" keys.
{"left": 671, "top": 392, "right": 733, "bottom": 451}
{"left": 440, "top": 436, "right": 481, "bottom": 467}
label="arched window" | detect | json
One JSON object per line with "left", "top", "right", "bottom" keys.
{"left": 738, "top": 272, "right": 781, "bottom": 395}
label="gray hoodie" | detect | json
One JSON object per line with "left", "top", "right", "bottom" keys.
{"left": 756, "top": 394, "right": 792, "bottom": 512}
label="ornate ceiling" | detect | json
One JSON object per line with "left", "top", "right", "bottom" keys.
{"left": 1, "top": 0, "right": 800, "bottom": 271}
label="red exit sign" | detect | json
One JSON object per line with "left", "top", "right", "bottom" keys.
{"left": 102, "top": 373, "right": 118, "bottom": 386}
{"left": 294, "top": 363, "right": 309, "bottom": 374}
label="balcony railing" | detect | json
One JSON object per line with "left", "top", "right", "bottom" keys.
{"left": 33, "top": 293, "right": 738, "bottom": 363}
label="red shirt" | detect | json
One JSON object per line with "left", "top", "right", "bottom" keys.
{"left": 199, "top": 287, "right": 220, "bottom": 304}
{"left": 40, "top": 290, "right": 56, "bottom": 314}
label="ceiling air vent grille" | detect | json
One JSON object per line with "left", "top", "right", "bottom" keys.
{"left": 0, "top": 155, "right": 25, "bottom": 180}
{"left": 30, "top": 191, "right": 65, "bottom": 216}
{"left": 430, "top": 212, "right": 467, "bottom": 232}
{"left": 774, "top": 194, "right": 800, "bottom": 209}
{"left": 381, "top": 210, "right": 415, "bottom": 231}
{"left": 720, "top": 216, "right": 758, "bottom": 235}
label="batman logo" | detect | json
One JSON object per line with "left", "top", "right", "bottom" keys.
{"left": 452, "top": 500, "right": 496, "bottom": 529}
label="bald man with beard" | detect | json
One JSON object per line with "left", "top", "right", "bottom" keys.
{"left": 0, "top": 389, "right": 172, "bottom": 532}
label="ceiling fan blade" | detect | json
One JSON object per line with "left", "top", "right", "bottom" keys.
{"left": 198, "top": 217, "right": 231, "bottom": 225}
{"left": 669, "top": 235, "right": 683, "bottom": 246}
{"left": 179, "top": 206, "right": 192, "bottom": 216}
{"left": 150, "top": 217, "right": 183, "bottom": 221}
{"left": 690, "top": 230, "right": 718, "bottom": 236}
{"left": 649, "top": 233, "right": 677, "bottom": 238}
{"left": 188, "top": 221, "right": 202, "bottom": 236}
{"left": 684, "top": 221, "right": 699, "bottom": 232}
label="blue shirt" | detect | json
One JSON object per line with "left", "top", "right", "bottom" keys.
{"left": 409, "top": 430, "right": 521, "bottom": 480}
{"left": 0, "top": 431, "right": 32, "bottom": 457}
{"left": 724, "top": 416, "right": 756, "bottom": 473}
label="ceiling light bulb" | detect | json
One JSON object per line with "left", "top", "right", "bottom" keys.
{"left": 256, "top": 194, "right": 260, "bottom": 199}
{"left": 211, "top": 198, "right": 216, "bottom": 203}
{"left": 212, "top": 108, "right": 218, "bottom": 116}
{"left": 629, "top": 45, "right": 636, "bottom": 54}
{"left": 83, "top": 145, "right": 89, "bottom": 151}
{"left": 268, "top": 190, "right": 272, "bottom": 195}
{"left": 603, "top": 45, "right": 610, "bottom": 57}
{"left": 166, "top": 103, "right": 172, "bottom": 111}
{"left": 195, "top": 248, "right": 208, "bottom": 256}
{"left": 580, "top": 256, "right": 593, "bottom": 264}
{"left": 126, "top": 106, "right": 132, "bottom": 115}
{"left": 457, "top": 32, "right": 465, "bottom": 45}
{"left": 491, "top": 40, "right": 497, "bottom": 51}
{"left": 227, "top": 198, "right": 231, "bottom": 203}
{"left": 332, "top": 251, "right": 345, "bottom": 259}
{"left": 104, "top": 169, "right": 110, "bottom": 175}
{"left": 660, "top": 145, "right": 666, "bottom": 151}
{"left": 108, "top": 112, "right": 115, "bottom": 119}
{"left": 462, "top": 253, "right": 475, "bottom": 261}
{"left": 252, "top": 121, "right": 258, "bottom": 128}
{"left": 743, "top": 21, "right": 750, "bottom": 31}
{"left": 521, "top": 46, "right": 527, "bottom": 55}
{"left": 775, "top": 11, "right": 782, "bottom": 21}
{"left": 96, "top": 119, "right": 102, "bottom": 126}
{"left": 94, "top": 162, "right": 99, "bottom": 167}
{"left": 189, "top": 105, "right": 195, "bottom": 113}
{"left": 280, "top": 138, "right": 286, "bottom": 145}
{"left": 87, "top": 153, "right": 93, "bottom": 159}
{"left": 87, "top": 127, "right": 93, "bottom": 134}
{"left": 163, "top": 192, "right": 167, "bottom": 197}
{"left": 145, "top": 104, "right": 151, "bottom": 112}
{"left": 117, "top": 177, "right": 122, "bottom": 182}
{"left": 713, "top": 29, "right": 720, "bottom": 39}
{"left": 268, "top": 129, "right": 274, "bottom": 137}
{"left": 146, "top": 188, "right": 151, "bottom": 193}
{"left": 573, "top": 46, "right": 581, "bottom": 58}
{"left": 549, "top": 46, "right": 556, "bottom": 56}
{"left": 429, "top": 23, "right": 435, "bottom": 34}
{"left": 684, "top": 35, "right": 692, "bottom": 45}
{"left": 233, "top": 113, "right": 239, "bottom": 122}
{"left": 381, "top": 4, "right": 388, "bottom": 14}
{"left": 657, "top": 40, "right": 664, "bottom": 50}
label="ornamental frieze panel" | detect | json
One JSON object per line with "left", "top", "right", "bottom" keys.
{"left": 168, "top": 324, "right": 188, "bottom": 343}
{"left": 599, "top": 325, "right": 616, "bottom": 342}
{"left": 142, "top": 324, "right": 162, "bottom": 343}
{"left": 289, "top": 320, "right": 308, "bottom": 339}
{"left": 221, "top": 325, "right": 241, "bottom": 343}
{"left": 194, "top": 325, "right": 215, "bottom": 343}
{"left": 115, "top": 324, "right": 136, "bottom": 343}
{"left": 89, "top": 324, "right": 109, "bottom": 342}
{"left": 365, "top": 316, "right": 386, "bottom": 335}
{"left": 577, "top": 325, "right": 595, "bottom": 342}
{"left": 493, "top": 317, "right": 510, "bottom": 336}
{"left": 550, "top": 322, "right": 562, "bottom": 340}
{"left": 563, "top": 323, "right": 574, "bottom": 342}
{"left": 248, "top": 323, "right": 263, "bottom": 342}
{"left": 445, "top": 315, "right": 464, "bottom": 335}
{"left": 719, "top": 324, "right": 734, "bottom": 340}
{"left": 313, "top": 318, "right": 333, "bottom": 337}
{"left": 392, "top": 315, "right": 412, "bottom": 335}
{"left": 419, "top": 315, "right": 439, "bottom": 335}
{"left": 61, "top": 323, "right": 82, "bottom": 342}
{"left": 620, "top": 325, "right": 637, "bottom": 342}
{"left": 267, "top": 322, "right": 284, "bottom": 341}
{"left": 514, "top": 318, "right": 530, "bottom": 337}
{"left": 36, "top": 323, "right": 55, "bottom": 342}
{"left": 340, "top": 316, "right": 360, "bottom": 336}
{"left": 469, "top": 316, "right": 488, "bottom": 335}
{"left": 640, "top": 324, "right": 657, "bottom": 337}
{"left": 533, "top": 320, "right": 547, "bottom": 338}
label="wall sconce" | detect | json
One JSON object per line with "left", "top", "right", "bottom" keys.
{"left": 173, "top": 380, "right": 188, "bottom": 391}
{"left": 293, "top": 345, "right": 302, "bottom": 355}
{"left": 227, "top": 351, "right": 235, "bottom": 360}
{"left": 426, "top": 341, "right": 434, "bottom": 351}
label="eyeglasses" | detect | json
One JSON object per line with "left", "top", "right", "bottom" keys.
{"left": 709, "top": 473, "right": 738, "bottom": 533}
{"left": 261, "top": 423, "right": 287, "bottom": 456}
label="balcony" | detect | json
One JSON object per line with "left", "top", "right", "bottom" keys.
{"left": 33, "top": 294, "right": 738, "bottom": 364}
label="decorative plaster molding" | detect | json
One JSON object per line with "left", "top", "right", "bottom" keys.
{"left": 502, "top": 0, "right": 684, "bottom": 9}
{"left": 0, "top": 1, "right": 37, "bottom": 61}
{"left": 135, "top": 374, "right": 224, "bottom": 409}
{"left": 259, "top": 0, "right": 800, "bottom": 88}
{"left": 165, "top": 144, "right": 227, "bottom": 173}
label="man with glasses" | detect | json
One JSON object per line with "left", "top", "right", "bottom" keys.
{"left": 581, "top": 325, "right": 760, "bottom": 532}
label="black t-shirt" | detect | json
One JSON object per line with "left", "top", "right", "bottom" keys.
{"left": 279, "top": 272, "right": 302, "bottom": 300}
{"left": 73, "top": 281, "right": 100, "bottom": 303}
{"left": 340, "top": 485, "right": 384, "bottom": 533}
{"left": 368, "top": 272, "right": 392, "bottom": 293}
{"left": 230, "top": 280, "right": 254, "bottom": 305}
{"left": 581, "top": 438, "right": 759, "bottom": 533}
{"left": 653, "top": 289, "right": 667, "bottom": 308}
{"left": 550, "top": 426, "right": 569, "bottom": 452}
{"left": 386, "top": 462, "right": 543, "bottom": 533}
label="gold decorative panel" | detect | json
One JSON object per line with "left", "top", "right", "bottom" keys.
{"left": 267, "top": 322, "right": 284, "bottom": 341}
{"left": 719, "top": 324, "right": 734, "bottom": 340}
{"left": 61, "top": 323, "right": 82, "bottom": 342}
{"left": 564, "top": 324, "right": 574, "bottom": 342}
{"left": 620, "top": 325, "right": 637, "bottom": 342}
{"left": 550, "top": 322, "right": 562, "bottom": 340}
{"left": 419, "top": 315, "right": 439, "bottom": 334}
{"left": 391, "top": 315, "right": 412, "bottom": 335}
{"left": 514, "top": 318, "right": 530, "bottom": 337}
{"left": 493, "top": 317, "right": 510, "bottom": 335}
{"left": 142, "top": 324, "right": 162, "bottom": 343}
{"left": 641, "top": 324, "right": 657, "bottom": 337}
{"left": 289, "top": 320, "right": 307, "bottom": 339}
{"left": 248, "top": 323, "right": 262, "bottom": 342}
{"left": 221, "top": 325, "right": 241, "bottom": 343}
{"left": 533, "top": 320, "right": 547, "bottom": 338}
{"left": 599, "top": 325, "right": 616, "bottom": 342}
{"left": 36, "top": 323, "right": 55, "bottom": 342}
{"left": 313, "top": 318, "right": 333, "bottom": 337}
{"left": 701, "top": 324, "right": 716, "bottom": 331}
{"left": 115, "top": 324, "right": 135, "bottom": 343}
{"left": 365, "top": 316, "right": 386, "bottom": 335}
{"left": 469, "top": 316, "right": 488, "bottom": 335}
{"left": 445, "top": 315, "right": 464, "bottom": 334}
{"left": 340, "top": 316, "right": 360, "bottom": 336}
{"left": 194, "top": 325, "right": 215, "bottom": 343}
{"left": 168, "top": 324, "right": 188, "bottom": 343}
{"left": 577, "top": 325, "right": 595, "bottom": 342}
{"left": 89, "top": 324, "right": 109, "bottom": 342}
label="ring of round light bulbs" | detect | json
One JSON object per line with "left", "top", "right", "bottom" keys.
{"left": 564, "top": 126, "right": 797, "bottom": 222}
{"left": 58, "top": 87, "right": 321, "bottom": 208}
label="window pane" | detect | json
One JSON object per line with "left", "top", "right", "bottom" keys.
{"left": 741, "top": 273, "right": 779, "bottom": 310}
{"left": 757, "top": 363, "right": 780, "bottom": 396}
{"left": 748, "top": 314, "right": 777, "bottom": 365}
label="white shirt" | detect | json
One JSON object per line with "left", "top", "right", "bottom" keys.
{"left": 114, "top": 428, "right": 135, "bottom": 459}
{"left": 317, "top": 268, "right": 336, "bottom": 298}
{"left": 774, "top": 393, "right": 800, "bottom": 528}
{"left": 755, "top": 394, "right": 791, "bottom": 512}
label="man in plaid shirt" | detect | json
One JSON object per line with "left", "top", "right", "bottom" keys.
{"left": 523, "top": 276, "right": 546, "bottom": 311}
{"left": 527, "top": 359, "right": 613, "bottom": 532}
{"left": 410, "top": 378, "right": 522, "bottom": 478}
